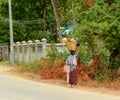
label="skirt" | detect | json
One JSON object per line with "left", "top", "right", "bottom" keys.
{"left": 69, "top": 69, "right": 77, "bottom": 85}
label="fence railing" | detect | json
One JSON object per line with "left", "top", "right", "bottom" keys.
{"left": 0, "top": 38, "right": 67, "bottom": 63}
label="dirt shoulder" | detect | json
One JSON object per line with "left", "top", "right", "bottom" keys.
{"left": 0, "top": 64, "right": 120, "bottom": 96}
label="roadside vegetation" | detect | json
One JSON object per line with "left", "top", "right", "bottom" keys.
{"left": 16, "top": 44, "right": 120, "bottom": 90}
{"left": 0, "top": 0, "right": 119, "bottom": 91}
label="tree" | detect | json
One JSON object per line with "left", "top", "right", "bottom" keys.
{"left": 51, "top": 0, "right": 61, "bottom": 42}
{"left": 72, "top": 0, "right": 120, "bottom": 69}
{"left": 0, "top": 0, "right": 55, "bottom": 43}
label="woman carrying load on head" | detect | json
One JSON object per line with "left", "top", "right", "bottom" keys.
{"left": 65, "top": 39, "right": 80, "bottom": 88}
{"left": 66, "top": 50, "right": 78, "bottom": 88}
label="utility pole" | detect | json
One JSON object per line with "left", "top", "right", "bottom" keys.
{"left": 8, "top": 0, "right": 14, "bottom": 65}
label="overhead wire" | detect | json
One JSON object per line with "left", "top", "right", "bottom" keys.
{"left": 0, "top": 16, "right": 56, "bottom": 25}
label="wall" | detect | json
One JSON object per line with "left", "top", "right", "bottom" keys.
{"left": 0, "top": 38, "right": 67, "bottom": 63}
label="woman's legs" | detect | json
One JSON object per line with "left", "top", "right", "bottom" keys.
{"left": 69, "top": 69, "right": 77, "bottom": 87}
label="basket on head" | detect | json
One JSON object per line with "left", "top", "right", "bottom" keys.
{"left": 66, "top": 41, "right": 77, "bottom": 50}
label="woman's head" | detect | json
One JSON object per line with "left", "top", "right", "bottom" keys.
{"left": 77, "top": 41, "right": 80, "bottom": 46}
{"left": 70, "top": 50, "right": 75, "bottom": 55}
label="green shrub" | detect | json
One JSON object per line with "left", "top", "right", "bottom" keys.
{"left": 17, "top": 43, "right": 68, "bottom": 74}
{"left": 17, "top": 59, "right": 42, "bottom": 73}
{"left": 46, "top": 43, "right": 69, "bottom": 62}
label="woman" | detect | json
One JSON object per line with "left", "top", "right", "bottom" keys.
{"left": 66, "top": 50, "right": 78, "bottom": 88}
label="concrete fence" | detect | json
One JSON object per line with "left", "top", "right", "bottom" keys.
{"left": 0, "top": 38, "right": 67, "bottom": 63}
{"left": 0, "top": 44, "right": 9, "bottom": 61}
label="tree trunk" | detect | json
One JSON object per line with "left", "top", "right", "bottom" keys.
{"left": 109, "top": 48, "right": 120, "bottom": 69}
{"left": 51, "top": 0, "right": 61, "bottom": 42}
{"left": 72, "top": 1, "right": 76, "bottom": 25}
{"left": 43, "top": 0, "right": 46, "bottom": 33}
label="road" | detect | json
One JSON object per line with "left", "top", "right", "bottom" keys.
{"left": 0, "top": 74, "right": 120, "bottom": 100}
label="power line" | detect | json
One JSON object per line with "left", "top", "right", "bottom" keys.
{"left": 0, "top": 16, "right": 56, "bottom": 24}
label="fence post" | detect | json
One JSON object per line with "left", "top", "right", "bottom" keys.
{"left": 28, "top": 40, "right": 33, "bottom": 62}
{"left": 41, "top": 38, "right": 47, "bottom": 57}
{"left": 21, "top": 41, "right": 27, "bottom": 62}
{"left": 1, "top": 46, "right": 5, "bottom": 60}
{"left": 16, "top": 42, "right": 21, "bottom": 62}
{"left": 35, "top": 40, "right": 40, "bottom": 59}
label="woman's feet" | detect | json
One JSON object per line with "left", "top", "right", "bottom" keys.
{"left": 70, "top": 85, "right": 73, "bottom": 88}
{"left": 70, "top": 84, "right": 77, "bottom": 88}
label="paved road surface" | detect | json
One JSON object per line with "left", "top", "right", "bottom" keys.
{"left": 0, "top": 74, "right": 120, "bottom": 100}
